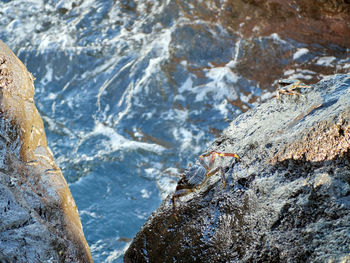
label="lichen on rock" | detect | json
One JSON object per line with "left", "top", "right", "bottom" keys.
{"left": 272, "top": 115, "right": 350, "bottom": 163}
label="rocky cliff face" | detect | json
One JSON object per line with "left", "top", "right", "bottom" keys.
{"left": 124, "top": 74, "right": 350, "bottom": 262}
{"left": 0, "top": 40, "right": 93, "bottom": 262}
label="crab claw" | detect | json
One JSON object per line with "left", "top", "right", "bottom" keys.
{"left": 217, "top": 153, "right": 240, "bottom": 160}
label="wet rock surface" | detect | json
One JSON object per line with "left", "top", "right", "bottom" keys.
{"left": 173, "top": 0, "right": 350, "bottom": 103}
{"left": 0, "top": 40, "right": 93, "bottom": 263}
{"left": 223, "top": 0, "right": 350, "bottom": 48}
{"left": 124, "top": 74, "right": 350, "bottom": 263}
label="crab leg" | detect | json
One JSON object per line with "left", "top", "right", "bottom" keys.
{"left": 200, "top": 151, "right": 239, "bottom": 170}
{"left": 215, "top": 152, "right": 240, "bottom": 159}
{"left": 219, "top": 167, "right": 227, "bottom": 189}
{"left": 280, "top": 89, "right": 303, "bottom": 97}
{"left": 289, "top": 80, "right": 312, "bottom": 90}
{"left": 276, "top": 80, "right": 313, "bottom": 100}
{"left": 198, "top": 167, "right": 229, "bottom": 189}
{"left": 276, "top": 89, "right": 304, "bottom": 100}
{"left": 198, "top": 155, "right": 210, "bottom": 170}
{"left": 173, "top": 151, "right": 239, "bottom": 218}
{"left": 199, "top": 151, "right": 240, "bottom": 187}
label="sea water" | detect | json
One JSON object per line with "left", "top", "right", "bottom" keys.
{"left": 0, "top": 1, "right": 348, "bottom": 262}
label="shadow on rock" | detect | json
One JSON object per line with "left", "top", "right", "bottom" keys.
{"left": 125, "top": 74, "right": 350, "bottom": 263}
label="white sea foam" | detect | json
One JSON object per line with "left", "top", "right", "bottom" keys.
{"left": 259, "top": 91, "right": 275, "bottom": 102}
{"left": 47, "top": 93, "right": 57, "bottom": 100}
{"left": 40, "top": 64, "right": 53, "bottom": 85}
{"left": 132, "top": 28, "right": 172, "bottom": 95}
{"left": 228, "top": 39, "right": 242, "bottom": 68}
{"left": 172, "top": 127, "right": 204, "bottom": 154}
{"left": 293, "top": 48, "right": 309, "bottom": 60}
{"left": 215, "top": 99, "right": 229, "bottom": 117}
{"left": 286, "top": 72, "right": 314, "bottom": 80}
{"left": 207, "top": 66, "right": 240, "bottom": 86}
{"left": 270, "top": 33, "right": 287, "bottom": 44}
{"left": 178, "top": 76, "right": 193, "bottom": 93}
{"left": 157, "top": 176, "right": 177, "bottom": 200}
{"left": 284, "top": 69, "right": 295, "bottom": 76}
{"left": 79, "top": 210, "right": 99, "bottom": 219}
{"left": 316, "top": 56, "right": 336, "bottom": 66}
{"left": 104, "top": 242, "right": 131, "bottom": 263}
{"left": 95, "top": 122, "right": 165, "bottom": 153}
{"left": 283, "top": 69, "right": 316, "bottom": 80}
{"left": 140, "top": 189, "right": 151, "bottom": 199}
{"left": 73, "top": 122, "right": 165, "bottom": 159}
{"left": 179, "top": 65, "right": 239, "bottom": 103}
{"left": 144, "top": 167, "right": 161, "bottom": 179}
{"left": 41, "top": 115, "right": 76, "bottom": 138}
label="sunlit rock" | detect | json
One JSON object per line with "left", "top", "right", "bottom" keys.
{"left": 0, "top": 40, "right": 93, "bottom": 263}
{"left": 124, "top": 74, "right": 350, "bottom": 262}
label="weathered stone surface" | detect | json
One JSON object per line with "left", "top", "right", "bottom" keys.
{"left": 0, "top": 40, "right": 93, "bottom": 262}
{"left": 124, "top": 74, "right": 350, "bottom": 262}
{"left": 175, "top": 0, "right": 350, "bottom": 47}
{"left": 222, "top": 0, "right": 350, "bottom": 48}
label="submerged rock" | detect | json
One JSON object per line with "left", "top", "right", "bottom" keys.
{"left": 0, "top": 40, "right": 93, "bottom": 262}
{"left": 124, "top": 74, "right": 350, "bottom": 262}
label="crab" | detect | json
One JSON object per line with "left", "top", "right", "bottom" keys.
{"left": 276, "top": 79, "right": 312, "bottom": 100}
{"left": 172, "top": 151, "right": 239, "bottom": 216}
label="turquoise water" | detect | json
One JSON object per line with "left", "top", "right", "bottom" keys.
{"left": 1, "top": 1, "right": 348, "bottom": 262}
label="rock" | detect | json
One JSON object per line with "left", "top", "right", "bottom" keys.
{"left": 124, "top": 74, "right": 350, "bottom": 262}
{"left": 0, "top": 40, "right": 93, "bottom": 262}
{"left": 222, "top": 0, "right": 350, "bottom": 48}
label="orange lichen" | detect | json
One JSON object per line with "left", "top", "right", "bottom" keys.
{"left": 272, "top": 114, "right": 350, "bottom": 164}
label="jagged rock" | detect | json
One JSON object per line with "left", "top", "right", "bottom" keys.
{"left": 124, "top": 74, "right": 350, "bottom": 263}
{"left": 0, "top": 40, "right": 93, "bottom": 262}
